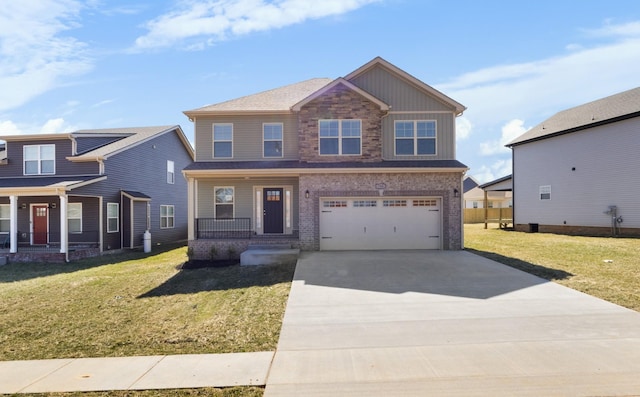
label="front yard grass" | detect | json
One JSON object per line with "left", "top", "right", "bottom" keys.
{"left": 0, "top": 244, "right": 296, "bottom": 361}
{"left": 465, "top": 224, "right": 640, "bottom": 311}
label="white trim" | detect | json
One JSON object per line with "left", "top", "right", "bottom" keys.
{"left": 394, "top": 120, "right": 437, "bottom": 157}
{"left": 262, "top": 122, "right": 284, "bottom": 158}
{"left": 213, "top": 123, "right": 233, "bottom": 159}
{"left": 214, "top": 186, "right": 235, "bottom": 218}
{"left": 23, "top": 144, "right": 56, "bottom": 175}
{"left": 67, "top": 202, "right": 83, "bottom": 233}
{"left": 319, "top": 119, "right": 362, "bottom": 156}
{"left": 184, "top": 166, "right": 468, "bottom": 178}
{"left": 107, "top": 202, "right": 119, "bottom": 233}
{"left": 160, "top": 204, "right": 175, "bottom": 229}
{"left": 167, "top": 160, "right": 175, "bottom": 184}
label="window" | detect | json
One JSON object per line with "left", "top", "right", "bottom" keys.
{"left": 263, "top": 123, "right": 283, "bottom": 157}
{"left": 323, "top": 200, "right": 347, "bottom": 208}
{"left": 395, "top": 121, "right": 436, "bottom": 156}
{"left": 383, "top": 200, "right": 407, "bottom": 207}
{"left": 67, "top": 203, "right": 82, "bottom": 233}
{"left": 213, "top": 124, "right": 233, "bottom": 158}
{"left": 24, "top": 144, "right": 55, "bottom": 175}
{"left": 540, "top": 185, "right": 551, "bottom": 200}
{"left": 167, "top": 160, "right": 175, "bottom": 184}
{"left": 215, "top": 187, "right": 234, "bottom": 219}
{"left": 473, "top": 201, "right": 478, "bottom": 209}
{"left": 319, "top": 119, "right": 361, "bottom": 155}
{"left": 353, "top": 200, "right": 377, "bottom": 207}
{"left": 0, "top": 204, "right": 9, "bottom": 234}
{"left": 107, "top": 203, "right": 119, "bottom": 233}
{"left": 160, "top": 205, "right": 175, "bottom": 228}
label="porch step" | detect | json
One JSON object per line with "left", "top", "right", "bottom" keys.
{"left": 240, "top": 245, "right": 300, "bottom": 266}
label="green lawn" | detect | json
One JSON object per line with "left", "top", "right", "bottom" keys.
{"left": 0, "top": 244, "right": 295, "bottom": 361}
{"left": 465, "top": 224, "right": 640, "bottom": 311}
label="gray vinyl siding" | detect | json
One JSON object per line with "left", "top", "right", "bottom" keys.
{"left": 382, "top": 112, "right": 455, "bottom": 160}
{"left": 193, "top": 114, "right": 298, "bottom": 161}
{"left": 75, "top": 136, "right": 122, "bottom": 154}
{"left": 348, "top": 64, "right": 455, "bottom": 112}
{"left": 1, "top": 139, "right": 99, "bottom": 176}
{"left": 74, "top": 129, "right": 192, "bottom": 249}
{"left": 513, "top": 117, "right": 640, "bottom": 228}
{"left": 197, "top": 177, "right": 299, "bottom": 230}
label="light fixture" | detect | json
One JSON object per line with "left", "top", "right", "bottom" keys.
{"left": 50, "top": 203, "right": 56, "bottom": 209}
{"left": 20, "top": 203, "right": 26, "bottom": 209}
{"left": 305, "top": 190, "right": 310, "bottom": 199}
{"left": 453, "top": 188, "right": 460, "bottom": 198}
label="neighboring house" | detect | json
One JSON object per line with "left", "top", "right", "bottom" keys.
{"left": 507, "top": 86, "right": 640, "bottom": 236}
{"left": 463, "top": 175, "right": 512, "bottom": 225}
{"left": 0, "top": 126, "right": 194, "bottom": 262}
{"left": 183, "top": 57, "right": 467, "bottom": 256}
{"left": 463, "top": 175, "right": 511, "bottom": 209}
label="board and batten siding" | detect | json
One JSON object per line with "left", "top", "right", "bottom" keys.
{"left": 348, "top": 64, "right": 455, "bottom": 113}
{"left": 196, "top": 177, "right": 299, "bottom": 229}
{"left": 382, "top": 112, "right": 455, "bottom": 160}
{"left": 513, "top": 116, "right": 640, "bottom": 229}
{"left": 194, "top": 114, "right": 299, "bottom": 161}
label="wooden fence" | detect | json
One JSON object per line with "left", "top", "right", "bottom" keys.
{"left": 464, "top": 208, "right": 513, "bottom": 226}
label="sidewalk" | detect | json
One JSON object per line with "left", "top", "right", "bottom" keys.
{"left": 0, "top": 352, "right": 273, "bottom": 394}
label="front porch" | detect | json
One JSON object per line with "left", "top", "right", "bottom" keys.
{"left": 0, "top": 230, "right": 101, "bottom": 263}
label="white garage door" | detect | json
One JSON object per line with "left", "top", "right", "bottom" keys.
{"left": 320, "top": 197, "right": 442, "bottom": 250}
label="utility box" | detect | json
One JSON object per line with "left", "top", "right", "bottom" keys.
{"left": 528, "top": 223, "right": 539, "bottom": 233}
{"left": 143, "top": 230, "right": 151, "bottom": 253}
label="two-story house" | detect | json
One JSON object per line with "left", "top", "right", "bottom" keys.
{"left": 0, "top": 125, "right": 194, "bottom": 262}
{"left": 183, "top": 57, "right": 467, "bottom": 258}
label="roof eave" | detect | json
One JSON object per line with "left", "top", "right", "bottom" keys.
{"left": 183, "top": 166, "right": 468, "bottom": 178}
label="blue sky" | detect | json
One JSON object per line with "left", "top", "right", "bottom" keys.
{"left": 2, "top": 0, "right": 640, "bottom": 183}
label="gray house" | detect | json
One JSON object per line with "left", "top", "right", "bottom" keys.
{"left": 507, "top": 87, "right": 640, "bottom": 236}
{"left": 183, "top": 57, "right": 467, "bottom": 257}
{"left": 0, "top": 125, "right": 194, "bottom": 262}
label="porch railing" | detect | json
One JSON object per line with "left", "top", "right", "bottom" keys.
{"left": 196, "top": 218, "right": 252, "bottom": 239}
{"left": 2, "top": 230, "right": 100, "bottom": 249}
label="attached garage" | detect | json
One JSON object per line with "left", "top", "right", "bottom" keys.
{"left": 319, "top": 197, "right": 442, "bottom": 250}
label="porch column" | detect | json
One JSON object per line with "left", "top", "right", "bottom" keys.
{"left": 187, "top": 177, "right": 195, "bottom": 240}
{"left": 9, "top": 195, "right": 17, "bottom": 253}
{"left": 59, "top": 195, "right": 68, "bottom": 254}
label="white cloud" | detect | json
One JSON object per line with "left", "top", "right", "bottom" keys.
{"left": 472, "top": 159, "right": 512, "bottom": 184}
{"left": 40, "top": 118, "right": 73, "bottom": 134}
{"left": 0, "top": 0, "right": 92, "bottom": 112}
{"left": 0, "top": 120, "right": 21, "bottom": 136}
{"left": 456, "top": 116, "right": 472, "bottom": 141}
{"left": 479, "top": 119, "right": 528, "bottom": 155}
{"left": 133, "top": 0, "right": 380, "bottom": 50}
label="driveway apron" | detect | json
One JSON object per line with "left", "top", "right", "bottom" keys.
{"left": 265, "top": 250, "right": 640, "bottom": 396}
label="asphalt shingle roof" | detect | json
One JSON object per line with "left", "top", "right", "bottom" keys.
{"left": 508, "top": 86, "right": 640, "bottom": 146}
{"left": 184, "top": 78, "right": 333, "bottom": 114}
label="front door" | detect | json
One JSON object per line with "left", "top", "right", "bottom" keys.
{"left": 263, "top": 188, "right": 284, "bottom": 234}
{"left": 32, "top": 205, "right": 48, "bottom": 244}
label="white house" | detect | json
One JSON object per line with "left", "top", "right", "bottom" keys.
{"left": 507, "top": 87, "right": 640, "bottom": 236}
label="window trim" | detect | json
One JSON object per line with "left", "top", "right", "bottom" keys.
{"left": 0, "top": 204, "right": 9, "bottom": 234}
{"left": 539, "top": 185, "right": 551, "bottom": 200}
{"left": 263, "top": 122, "right": 284, "bottom": 158}
{"left": 67, "top": 202, "right": 82, "bottom": 234}
{"left": 160, "top": 205, "right": 175, "bottom": 229}
{"left": 23, "top": 144, "right": 56, "bottom": 175}
{"left": 107, "top": 202, "right": 119, "bottom": 233}
{"left": 318, "top": 119, "right": 362, "bottom": 156}
{"left": 214, "top": 186, "right": 235, "bottom": 219}
{"left": 212, "top": 123, "right": 233, "bottom": 158}
{"left": 394, "top": 120, "right": 437, "bottom": 156}
{"left": 167, "top": 160, "right": 175, "bottom": 184}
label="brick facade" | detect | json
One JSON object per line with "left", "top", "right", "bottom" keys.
{"left": 299, "top": 172, "right": 463, "bottom": 250}
{"left": 298, "top": 84, "right": 386, "bottom": 163}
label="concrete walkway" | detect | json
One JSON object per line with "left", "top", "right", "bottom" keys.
{"left": 3, "top": 250, "right": 640, "bottom": 395}
{"left": 0, "top": 352, "right": 273, "bottom": 394}
{"left": 265, "top": 250, "right": 640, "bottom": 396}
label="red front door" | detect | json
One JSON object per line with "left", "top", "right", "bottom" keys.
{"left": 32, "top": 205, "right": 48, "bottom": 244}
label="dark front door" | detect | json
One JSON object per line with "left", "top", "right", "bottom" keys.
{"left": 263, "top": 188, "right": 284, "bottom": 234}
{"left": 32, "top": 205, "right": 48, "bottom": 244}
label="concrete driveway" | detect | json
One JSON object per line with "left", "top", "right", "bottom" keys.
{"left": 265, "top": 250, "right": 640, "bottom": 396}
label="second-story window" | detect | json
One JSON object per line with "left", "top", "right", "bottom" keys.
{"left": 213, "top": 123, "right": 233, "bottom": 158}
{"left": 395, "top": 121, "right": 436, "bottom": 156}
{"left": 263, "top": 123, "right": 283, "bottom": 157}
{"left": 167, "top": 160, "right": 175, "bottom": 184}
{"left": 24, "top": 144, "right": 55, "bottom": 175}
{"left": 319, "top": 120, "right": 361, "bottom": 155}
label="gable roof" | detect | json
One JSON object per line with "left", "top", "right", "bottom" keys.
{"left": 184, "top": 78, "right": 333, "bottom": 116}
{"left": 344, "top": 57, "right": 466, "bottom": 115}
{"left": 291, "top": 78, "right": 389, "bottom": 111}
{"left": 508, "top": 86, "right": 640, "bottom": 147}
{"left": 463, "top": 175, "right": 479, "bottom": 193}
{"left": 69, "top": 125, "right": 194, "bottom": 162}
{"left": 479, "top": 174, "right": 512, "bottom": 191}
